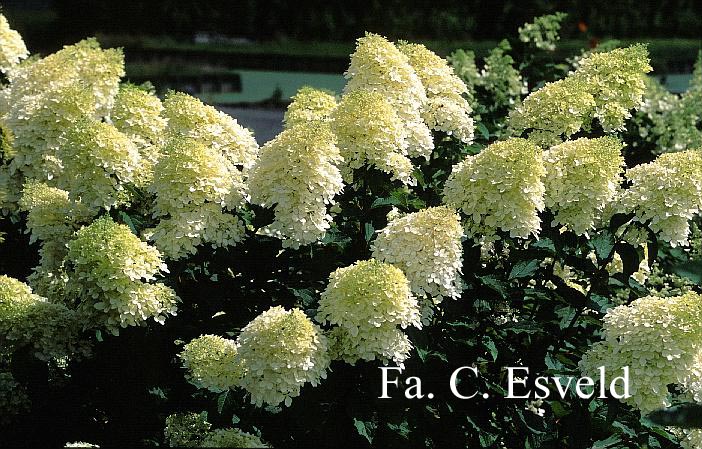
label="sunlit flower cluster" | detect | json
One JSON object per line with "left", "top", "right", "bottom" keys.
{"left": 620, "top": 149, "right": 702, "bottom": 246}
{"left": 518, "top": 12, "right": 568, "bottom": 51}
{"left": 331, "top": 90, "right": 413, "bottom": 184}
{"left": 443, "top": 138, "right": 545, "bottom": 241}
{"left": 543, "top": 137, "right": 624, "bottom": 235}
{"left": 344, "top": 33, "right": 433, "bottom": 159}
{"left": 3, "top": 39, "right": 124, "bottom": 181}
{"left": 283, "top": 86, "right": 338, "bottom": 128}
{"left": 579, "top": 292, "right": 702, "bottom": 412}
{"left": 248, "top": 123, "right": 343, "bottom": 248}
{"left": 162, "top": 92, "right": 258, "bottom": 171}
{"left": 235, "top": 306, "right": 330, "bottom": 407}
{"left": 56, "top": 119, "right": 140, "bottom": 210}
{"left": 164, "top": 413, "right": 268, "bottom": 448}
{"left": 178, "top": 334, "right": 243, "bottom": 393}
{"left": 65, "top": 217, "right": 178, "bottom": 334}
{"left": 398, "top": 43, "right": 474, "bottom": 143}
{"left": 372, "top": 206, "right": 464, "bottom": 301}
{"left": 199, "top": 428, "right": 269, "bottom": 448}
{"left": 0, "top": 14, "right": 28, "bottom": 74}
{"left": 479, "top": 41, "right": 526, "bottom": 111}
{"left": 147, "top": 137, "right": 247, "bottom": 259}
{"left": 317, "top": 259, "right": 421, "bottom": 365}
{"left": 510, "top": 45, "right": 651, "bottom": 146}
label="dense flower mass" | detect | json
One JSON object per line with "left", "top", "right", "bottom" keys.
{"left": 580, "top": 292, "right": 702, "bottom": 412}
{"left": 372, "top": 206, "right": 464, "bottom": 301}
{"left": 480, "top": 41, "right": 526, "bottom": 111}
{"left": 510, "top": 45, "right": 651, "bottom": 145}
{"left": 178, "top": 334, "right": 243, "bottom": 392}
{"left": 331, "top": 89, "right": 413, "bottom": 184}
{"left": 283, "top": 86, "right": 338, "bottom": 128}
{"left": 110, "top": 84, "right": 166, "bottom": 155}
{"left": 317, "top": 260, "right": 420, "bottom": 365}
{"left": 164, "top": 413, "right": 212, "bottom": 447}
{"left": 235, "top": 306, "right": 330, "bottom": 407}
{"left": 398, "top": 42, "right": 474, "bottom": 143}
{"left": 620, "top": 149, "right": 702, "bottom": 246}
{"left": 443, "top": 138, "right": 545, "bottom": 241}
{"left": 56, "top": 119, "right": 140, "bottom": 210}
{"left": 248, "top": 123, "right": 343, "bottom": 248}
{"left": 162, "top": 92, "right": 258, "bottom": 171}
{"left": 147, "top": 137, "right": 247, "bottom": 259}
{"left": 0, "top": 275, "right": 80, "bottom": 360}
{"left": 199, "top": 429, "right": 269, "bottom": 448}
{"left": 518, "top": 12, "right": 568, "bottom": 51}
{"left": 3, "top": 39, "right": 124, "bottom": 181}
{"left": 543, "top": 137, "right": 624, "bottom": 235}
{"left": 65, "top": 217, "right": 178, "bottom": 334}
{"left": 0, "top": 14, "right": 28, "bottom": 74}
{"left": 344, "top": 32, "right": 434, "bottom": 159}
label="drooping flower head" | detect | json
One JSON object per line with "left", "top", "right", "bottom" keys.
{"left": 372, "top": 206, "right": 464, "bottom": 301}
{"left": 0, "top": 14, "right": 28, "bottom": 74}
{"left": 621, "top": 149, "right": 702, "bottom": 246}
{"left": 443, "top": 138, "right": 545, "bottom": 241}
{"left": 331, "top": 89, "right": 412, "bottom": 184}
{"left": 235, "top": 306, "right": 330, "bottom": 407}
{"left": 283, "top": 86, "right": 337, "bottom": 128}
{"left": 344, "top": 33, "right": 433, "bottom": 158}
{"left": 248, "top": 122, "right": 343, "bottom": 248}
{"left": 580, "top": 292, "right": 702, "bottom": 412}
{"left": 178, "top": 334, "right": 243, "bottom": 392}
{"left": 543, "top": 136, "right": 624, "bottom": 235}
{"left": 65, "top": 217, "right": 178, "bottom": 334}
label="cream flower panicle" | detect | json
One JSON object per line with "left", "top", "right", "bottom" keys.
{"left": 235, "top": 306, "right": 330, "bottom": 407}
{"left": 248, "top": 122, "right": 343, "bottom": 248}
{"left": 0, "top": 14, "right": 29, "bottom": 75}
{"left": 398, "top": 42, "right": 474, "bottom": 144}
{"left": 283, "top": 86, "right": 337, "bottom": 128}
{"left": 543, "top": 136, "right": 624, "bottom": 235}
{"left": 344, "top": 33, "right": 434, "bottom": 159}
{"left": 371, "top": 206, "right": 464, "bottom": 301}
{"left": 331, "top": 89, "right": 413, "bottom": 185}
{"left": 620, "top": 149, "right": 702, "bottom": 247}
{"left": 443, "top": 138, "right": 545, "bottom": 241}
{"left": 579, "top": 292, "right": 702, "bottom": 413}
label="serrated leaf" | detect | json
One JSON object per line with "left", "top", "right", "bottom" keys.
{"left": 509, "top": 259, "right": 540, "bottom": 280}
{"left": 479, "top": 275, "right": 509, "bottom": 299}
{"left": 590, "top": 230, "right": 615, "bottom": 261}
{"left": 531, "top": 238, "right": 555, "bottom": 253}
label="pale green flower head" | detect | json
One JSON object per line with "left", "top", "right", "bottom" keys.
{"left": 543, "top": 136, "right": 624, "bottom": 235}
{"left": 621, "top": 149, "right": 702, "bottom": 246}
{"left": 0, "top": 14, "right": 28, "bottom": 74}
{"left": 372, "top": 206, "right": 464, "bottom": 301}
{"left": 199, "top": 428, "right": 269, "bottom": 448}
{"left": 163, "top": 91, "right": 258, "bottom": 171}
{"left": 580, "top": 292, "right": 702, "bottom": 413}
{"left": 317, "top": 259, "right": 421, "bottom": 335}
{"left": 65, "top": 217, "right": 178, "bottom": 334}
{"left": 328, "top": 325, "right": 413, "bottom": 366}
{"left": 344, "top": 32, "right": 433, "bottom": 158}
{"left": 283, "top": 86, "right": 337, "bottom": 129}
{"left": 179, "top": 334, "right": 244, "bottom": 393}
{"left": 443, "top": 138, "right": 545, "bottom": 241}
{"left": 518, "top": 12, "right": 568, "bottom": 51}
{"left": 331, "top": 89, "right": 412, "bottom": 184}
{"left": 164, "top": 412, "right": 211, "bottom": 447}
{"left": 480, "top": 40, "right": 526, "bottom": 110}
{"left": 248, "top": 122, "right": 343, "bottom": 248}
{"left": 56, "top": 119, "right": 140, "bottom": 211}
{"left": 235, "top": 306, "right": 330, "bottom": 407}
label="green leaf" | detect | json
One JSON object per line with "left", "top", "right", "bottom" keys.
{"left": 555, "top": 305, "right": 577, "bottom": 329}
{"left": 591, "top": 434, "right": 621, "bottom": 448}
{"left": 370, "top": 197, "right": 398, "bottom": 209}
{"left": 508, "top": 259, "right": 540, "bottom": 280}
{"left": 353, "top": 418, "right": 377, "bottom": 444}
{"left": 386, "top": 420, "right": 411, "bottom": 440}
{"left": 479, "top": 275, "right": 509, "bottom": 299}
{"left": 119, "top": 211, "right": 138, "bottom": 235}
{"left": 231, "top": 414, "right": 240, "bottom": 424}
{"left": 217, "top": 390, "right": 230, "bottom": 415}
{"left": 95, "top": 329, "right": 103, "bottom": 342}
{"left": 588, "top": 294, "right": 613, "bottom": 314}
{"left": 476, "top": 122, "right": 490, "bottom": 140}
{"left": 672, "top": 261, "right": 702, "bottom": 284}
{"left": 364, "top": 223, "right": 375, "bottom": 242}
{"left": 531, "top": 238, "right": 555, "bottom": 254}
{"left": 590, "top": 229, "right": 615, "bottom": 261}
{"left": 647, "top": 404, "right": 702, "bottom": 428}
{"left": 482, "top": 336, "right": 498, "bottom": 361}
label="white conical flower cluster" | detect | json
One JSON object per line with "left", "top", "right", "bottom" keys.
{"left": 283, "top": 86, "right": 337, "bottom": 129}
{"left": 0, "top": 14, "right": 28, "bottom": 74}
